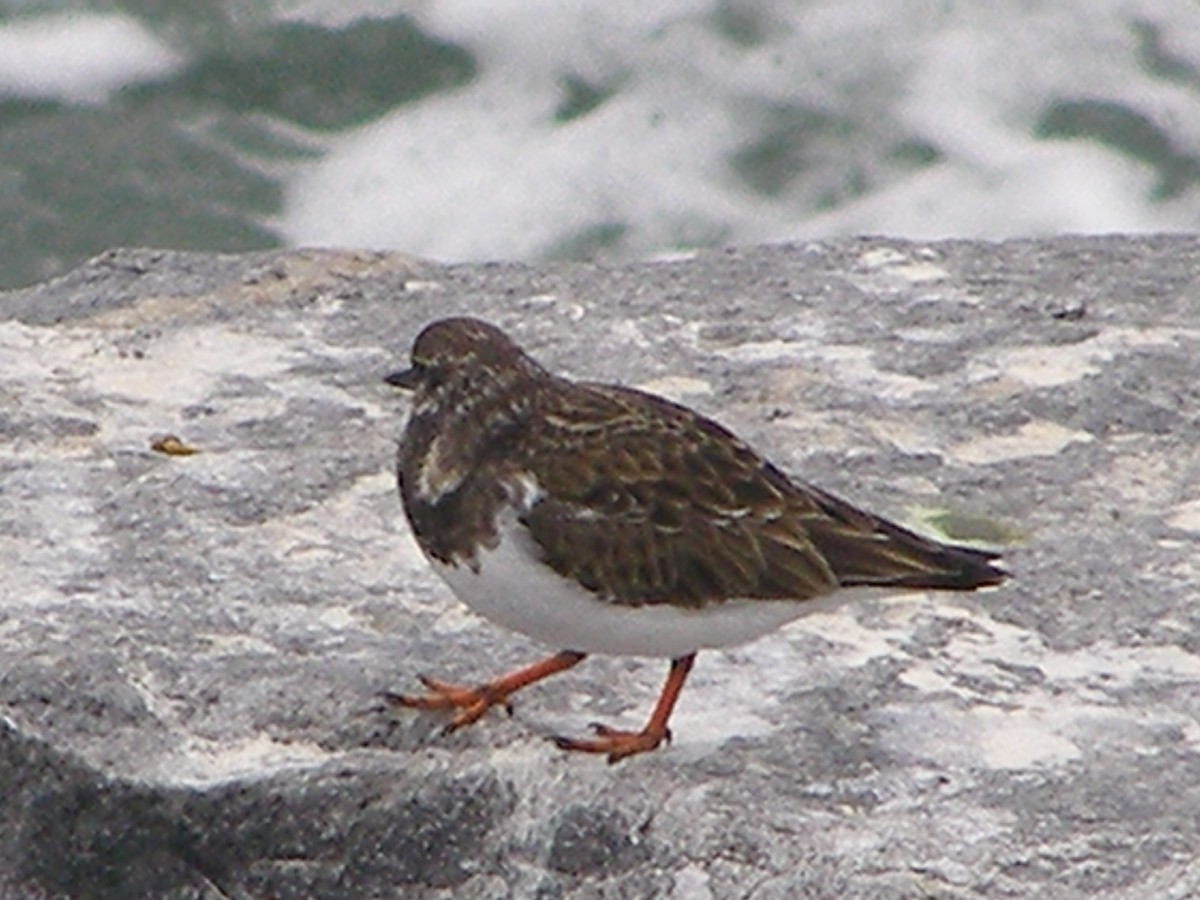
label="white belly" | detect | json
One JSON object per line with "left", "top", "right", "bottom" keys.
{"left": 429, "top": 514, "right": 842, "bottom": 659}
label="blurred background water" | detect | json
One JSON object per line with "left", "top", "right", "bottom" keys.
{"left": 0, "top": 0, "right": 1197, "bottom": 289}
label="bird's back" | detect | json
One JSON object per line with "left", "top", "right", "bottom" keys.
{"left": 516, "top": 380, "right": 1006, "bottom": 608}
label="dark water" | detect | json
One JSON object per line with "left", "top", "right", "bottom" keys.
{"left": 0, "top": 2, "right": 1197, "bottom": 290}
{"left": 0, "top": 10, "right": 471, "bottom": 288}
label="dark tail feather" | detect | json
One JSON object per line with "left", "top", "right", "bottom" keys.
{"left": 863, "top": 541, "right": 1008, "bottom": 591}
{"left": 803, "top": 484, "right": 1009, "bottom": 592}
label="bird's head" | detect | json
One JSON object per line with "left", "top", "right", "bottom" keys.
{"left": 386, "top": 317, "right": 546, "bottom": 419}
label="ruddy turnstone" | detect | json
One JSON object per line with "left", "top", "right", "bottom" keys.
{"left": 384, "top": 317, "right": 1006, "bottom": 762}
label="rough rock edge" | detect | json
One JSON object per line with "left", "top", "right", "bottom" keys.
{"left": 1, "top": 237, "right": 1199, "bottom": 899}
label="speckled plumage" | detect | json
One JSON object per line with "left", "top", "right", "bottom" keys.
{"left": 394, "top": 317, "right": 1003, "bottom": 608}
{"left": 385, "top": 316, "right": 1007, "bottom": 761}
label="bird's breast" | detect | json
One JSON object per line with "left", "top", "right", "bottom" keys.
{"left": 427, "top": 507, "right": 827, "bottom": 658}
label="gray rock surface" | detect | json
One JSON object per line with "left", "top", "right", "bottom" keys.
{"left": 1, "top": 237, "right": 1199, "bottom": 899}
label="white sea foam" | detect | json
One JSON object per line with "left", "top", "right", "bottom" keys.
{"left": 0, "top": 13, "right": 183, "bottom": 104}
{"left": 5, "top": 1, "right": 1194, "bottom": 258}
{"left": 279, "top": 0, "right": 1200, "bottom": 261}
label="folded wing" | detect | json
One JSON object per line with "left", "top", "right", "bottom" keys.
{"left": 518, "top": 383, "right": 1005, "bottom": 609}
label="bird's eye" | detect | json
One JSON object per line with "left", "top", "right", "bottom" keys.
{"left": 418, "top": 364, "right": 452, "bottom": 392}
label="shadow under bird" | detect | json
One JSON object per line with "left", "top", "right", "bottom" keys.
{"left": 384, "top": 317, "right": 1007, "bottom": 762}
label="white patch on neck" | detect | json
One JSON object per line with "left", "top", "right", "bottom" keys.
{"left": 416, "top": 433, "right": 465, "bottom": 502}
{"left": 509, "top": 472, "right": 543, "bottom": 510}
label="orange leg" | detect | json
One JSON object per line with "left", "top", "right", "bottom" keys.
{"left": 385, "top": 650, "right": 587, "bottom": 733}
{"left": 554, "top": 653, "right": 696, "bottom": 764}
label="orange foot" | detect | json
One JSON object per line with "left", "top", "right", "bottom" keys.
{"left": 553, "top": 723, "right": 672, "bottom": 764}
{"left": 553, "top": 654, "right": 697, "bottom": 764}
{"left": 384, "top": 650, "right": 588, "bottom": 735}
{"left": 384, "top": 675, "right": 512, "bottom": 733}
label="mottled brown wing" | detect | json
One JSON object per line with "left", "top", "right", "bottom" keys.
{"left": 517, "top": 383, "right": 841, "bottom": 608}
{"left": 519, "top": 382, "right": 1006, "bottom": 608}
